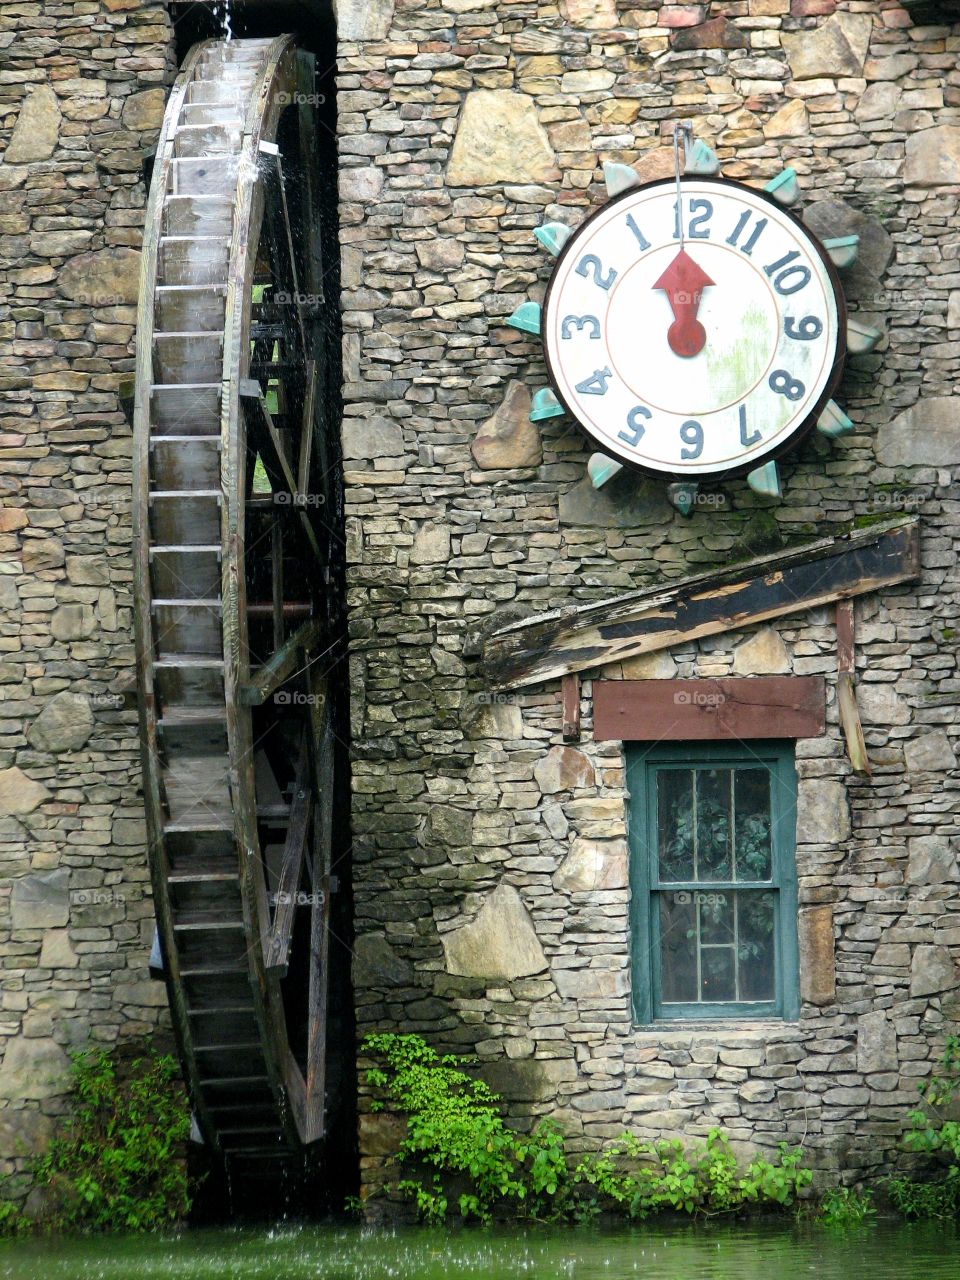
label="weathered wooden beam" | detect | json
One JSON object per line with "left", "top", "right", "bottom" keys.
{"left": 304, "top": 655, "right": 334, "bottom": 1144}
{"left": 239, "top": 380, "right": 324, "bottom": 567}
{"left": 593, "top": 676, "right": 825, "bottom": 742}
{"left": 239, "top": 616, "right": 322, "bottom": 706}
{"left": 265, "top": 738, "right": 311, "bottom": 978}
{"left": 561, "top": 673, "right": 581, "bottom": 741}
{"left": 836, "top": 600, "right": 871, "bottom": 777}
{"left": 479, "top": 518, "right": 920, "bottom": 691}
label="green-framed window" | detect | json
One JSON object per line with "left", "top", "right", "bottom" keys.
{"left": 627, "top": 741, "right": 799, "bottom": 1023}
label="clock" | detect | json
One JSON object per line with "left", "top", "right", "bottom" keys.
{"left": 505, "top": 137, "right": 880, "bottom": 509}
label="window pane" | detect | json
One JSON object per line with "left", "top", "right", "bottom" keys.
{"left": 659, "top": 892, "right": 697, "bottom": 1002}
{"left": 696, "top": 768, "right": 732, "bottom": 881}
{"left": 701, "top": 946, "right": 736, "bottom": 1002}
{"left": 734, "top": 768, "right": 772, "bottom": 880}
{"left": 657, "top": 769, "right": 694, "bottom": 881}
{"left": 699, "top": 890, "right": 734, "bottom": 945}
{"left": 738, "top": 890, "right": 776, "bottom": 1001}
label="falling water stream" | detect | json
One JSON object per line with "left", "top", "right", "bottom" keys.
{"left": 0, "top": 1221, "right": 956, "bottom": 1280}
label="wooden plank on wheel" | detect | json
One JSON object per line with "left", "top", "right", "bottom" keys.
{"left": 265, "top": 734, "right": 312, "bottom": 978}
{"left": 239, "top": 616, "right": 322, "bottom": 706}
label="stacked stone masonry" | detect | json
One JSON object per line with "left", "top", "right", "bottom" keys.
{"left": 339, "top": 0, "right": 960, "bottom": 1205}
{"left": 0, "top": 0, "right": 959, "bottom": 1206}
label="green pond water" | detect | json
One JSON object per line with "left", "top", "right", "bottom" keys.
{"left": 0, "top": 1222, "right": 956, "bottom": 1280}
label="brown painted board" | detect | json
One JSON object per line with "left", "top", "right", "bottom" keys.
{"left": 479, "top": 517, "right": 920, "bottom": 691}
{"left": 593, "top": 676, "right": 826, "bottom": 742}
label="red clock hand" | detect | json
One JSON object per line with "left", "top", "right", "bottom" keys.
{"left": 652, "top": 249, "right": 715, "bottom": 358}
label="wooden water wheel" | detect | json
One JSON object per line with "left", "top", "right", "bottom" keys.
{"left": 132, "top": 35, "right": 344, "bottom": 1174}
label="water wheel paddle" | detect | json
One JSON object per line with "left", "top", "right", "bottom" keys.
{"left": 132, "top": 35, "right": 341, "bottom": 1173}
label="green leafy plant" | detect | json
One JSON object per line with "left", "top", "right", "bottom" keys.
{"left": 25, "top": 1042, "right": 192, "bottom": 1233}
{"left": 362, "top": 1034, "right": 812, "bottom": 1224}
{"left": 891, "top": 1035, "right": 960, "bottom": 1218}
{"left": 817, "top": 1185, "right": 875, "bottom": 1226}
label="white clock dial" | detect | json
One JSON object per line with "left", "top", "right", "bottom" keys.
{"left": 543, "top": 178, "right": 843, "bottom": 478}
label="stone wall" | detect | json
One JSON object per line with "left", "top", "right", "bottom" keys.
{"left": 339, "top": 0, "right": 960, "bottom": 1204}
{"left": 0, "top": 1, "right": 175, "bottom": 1179}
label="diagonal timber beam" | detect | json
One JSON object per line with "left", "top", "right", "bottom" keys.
{"left": 478, "top": 517, "right": 920, "bottom": 691}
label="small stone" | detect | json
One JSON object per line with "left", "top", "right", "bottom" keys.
{"left": 803, "top": 198, "right": 894, "bottom": 303}
{"left": 447, "top": 90, "right": 557, "bottom": 186}
{"left": 410, "top": 524, "right": 450, "bottom": 565}
{"left": 339, "top": 166, "right": 383, "bottom": 202}
{"left": 121, "top": 88, "right": 166, "bottom": 130}
{"left": 857, "top": 1010, "right": 897, "bottom": 1074}
{"left": 534, "top": 745, "right": 595, "bottom": 794}
{"left": 0, "top": 766, "right": 50, "bottom": 817}
{"left": 4, "top": 85, "right": 60, "bottom": 163}
{"left": 911, "top": 945, "right": 959, "bottom": 998}
{"left": 905, "top": 730, "right": 956, "bottom": 772}
{"left": 857, "top": 683, "right": 910, "bottom": 727}
{"left": 336, "top": 0, "right": 395, "bottom": 38}
{"left": 472, "top": 382, "right": 541, "bottom": 471}
{"left": 0, "top": 1037, "right": 69, "bottom": 1101}
{"left": 21, "top": 538, "right": 64, "bottom": 572}
{"left": 482, "top": 1057, "right": 577, "bottom": 1102}
{"left": 672, "top": 17, "right": 748, "bottom": 51}
{"left": 27, "top": 691, "right": 94, "bottom": 753}
{"left": 51, "top": 604, "right": 94, "bottom": 641}
{"left": 799, "top": 904, "right": 835, "bottom": 1005}
{"left": 442, "top": 884, "right": 548, "bottom": 980}
{"left": 904, "top": 126, "right": 960, "bottom": 187}
{"left": 0, "top": 508, "right": 27, "bottom": 532}
{"left": 559, "top": 472, "right": 672, "bottom": 528}
{"left": 618, "top": 651, "right": 678, "bottom": 679}
{"left": 114, "top": 981, "right": 170, "bottom": 1008}
{"left": 342, "top": 417, "right": 404, "bottom": 460}
{"left": 58, "top": 247, "right": 141, "bottom": 306}
{"left": 732, "top": 627, "right": 790, "bottom": 675}
{"left": 949, "top": 292, "right": 960, "bottom": 331}
{"left": 358, "top": 1111, "right": 406, "bottom": 1158}
{"left": 796, "top": 779, "right": 850, "bottom": 844}
{"left": 856, "top": 82, "right": 901, "bottom": 123}
{"left": 553, "top": 838, "right": 627, "bottom": 892}
{"left": 634, "top": 148, "right": 676, "bottom": 183}
{"left": 559, "top": 0, "right": 617, "bottom": 28}
{"left": 352, "top": 933, "right": 413, "bottom": 987}
{"left": 11, "top": 869, "right": 70, "bottom": 930}
{"left": 782, "top": 13, "right": 872, "bottom": 80}
{"left": 415, "top": 239, "right": 464, "bottom": 271}
{"left": 878, "top": 398, "right": 960, "bottom": 466}
{"left": 427, "top": 804, "right": 473, "bottom": 846}
{"left": 763, "top": 99, "right": 809, "bottom": 139}
{"left": 907, "top": 835, "right": 957, "bottom": 886}
{"left": 39, "top": 930, "right": 78, "bottom": 969}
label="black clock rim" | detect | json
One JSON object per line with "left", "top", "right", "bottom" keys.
{"left": 540, "top": 173, "right": 849, "bottom": 485}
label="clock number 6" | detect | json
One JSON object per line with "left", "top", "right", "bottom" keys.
{"left": 769, "top": 370, "right": 805, "bottom": 402}
{"left": 575, "top": 254, "right": 617, "bottom": 291}
{"left": 618, "top": 405, "right": 650, "bottom": 447}
{"left": 784, "top": 315, "right": 823, "bottom": 341}
{"left": 680, "top": 420, "right": 703, "bottom": 460}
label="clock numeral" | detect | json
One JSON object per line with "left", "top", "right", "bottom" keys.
{"left": 784, "top": 314, "right": 824, "bottom": 341}
{"left": 575, "top": 253, "right": 617, "bottom": 291}
{"left": 769, "top": 369, "right": 805, "bottom": 402}
{"left": 618, "top": 404, "right": 650, "bottom": 447}
{"left": 679, "top": 419, "right": 704, "bottom": 460}
{"left": 765, "top": 250, "right": 811, "bottom": 296}
{"left": 672, "top": 199, "right": 714, "bottom": 241}
{"left": 575, "top": 366, "right": 613, "bottom": 397}
{"left": 726, "top": 210, "right": 767, "bottom": 256}
{"left": 739, "top": 405, "right": 761, "bottom": 447}
{"left": 625, "top": 213, "right": 650, "bottom": 251}
{"left": 561, "top": 314, "right": 601, "bottom": 340}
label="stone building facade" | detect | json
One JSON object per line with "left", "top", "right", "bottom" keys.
{"left": 1, "top": 0, "right": 960, "bottom": 1206}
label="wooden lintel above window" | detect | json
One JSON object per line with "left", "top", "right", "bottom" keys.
{"left": 594, "top": 676, "right": 826, "bottom": 742}
{"left": 478, "top": 517, "right": 919, "bottom": 691}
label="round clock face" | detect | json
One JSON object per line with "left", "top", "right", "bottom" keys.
{"left": 543, "top": 177, "right": 845, "bottom": 479}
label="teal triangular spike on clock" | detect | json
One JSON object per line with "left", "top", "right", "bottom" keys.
{"left": 823, "top": 235, "right": 859, "bottom": 269}
{"left": 764, "top": 167, "right": 799, "bottom": 206}
{"left": 747, "top": 460, "right": 781, "bottom": 498}
{"left": 667, "top": 482, "right": 699, "bottom": 517}
{"left": 683, "top": 138, "right": 720, "bottom": 176}
{"left": 587, "top": 452, "right": 623, "bottom": 489}
{"left": 847, "top": 318, "right": 881, "bottom": 354}
{"left": 506, "top": 301, "right": 541, "bottom": 336}
{"left": 533, "top": 222, "right": 573, "bottom": 257}
{"left": 603, "top": 161, "right": 640, "bottom": 197}
{"left": 530, "top": 387, "right": 565, "bottom": 422}
{"left": 816, "top": 400, "right": 854, "bottom": 438}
